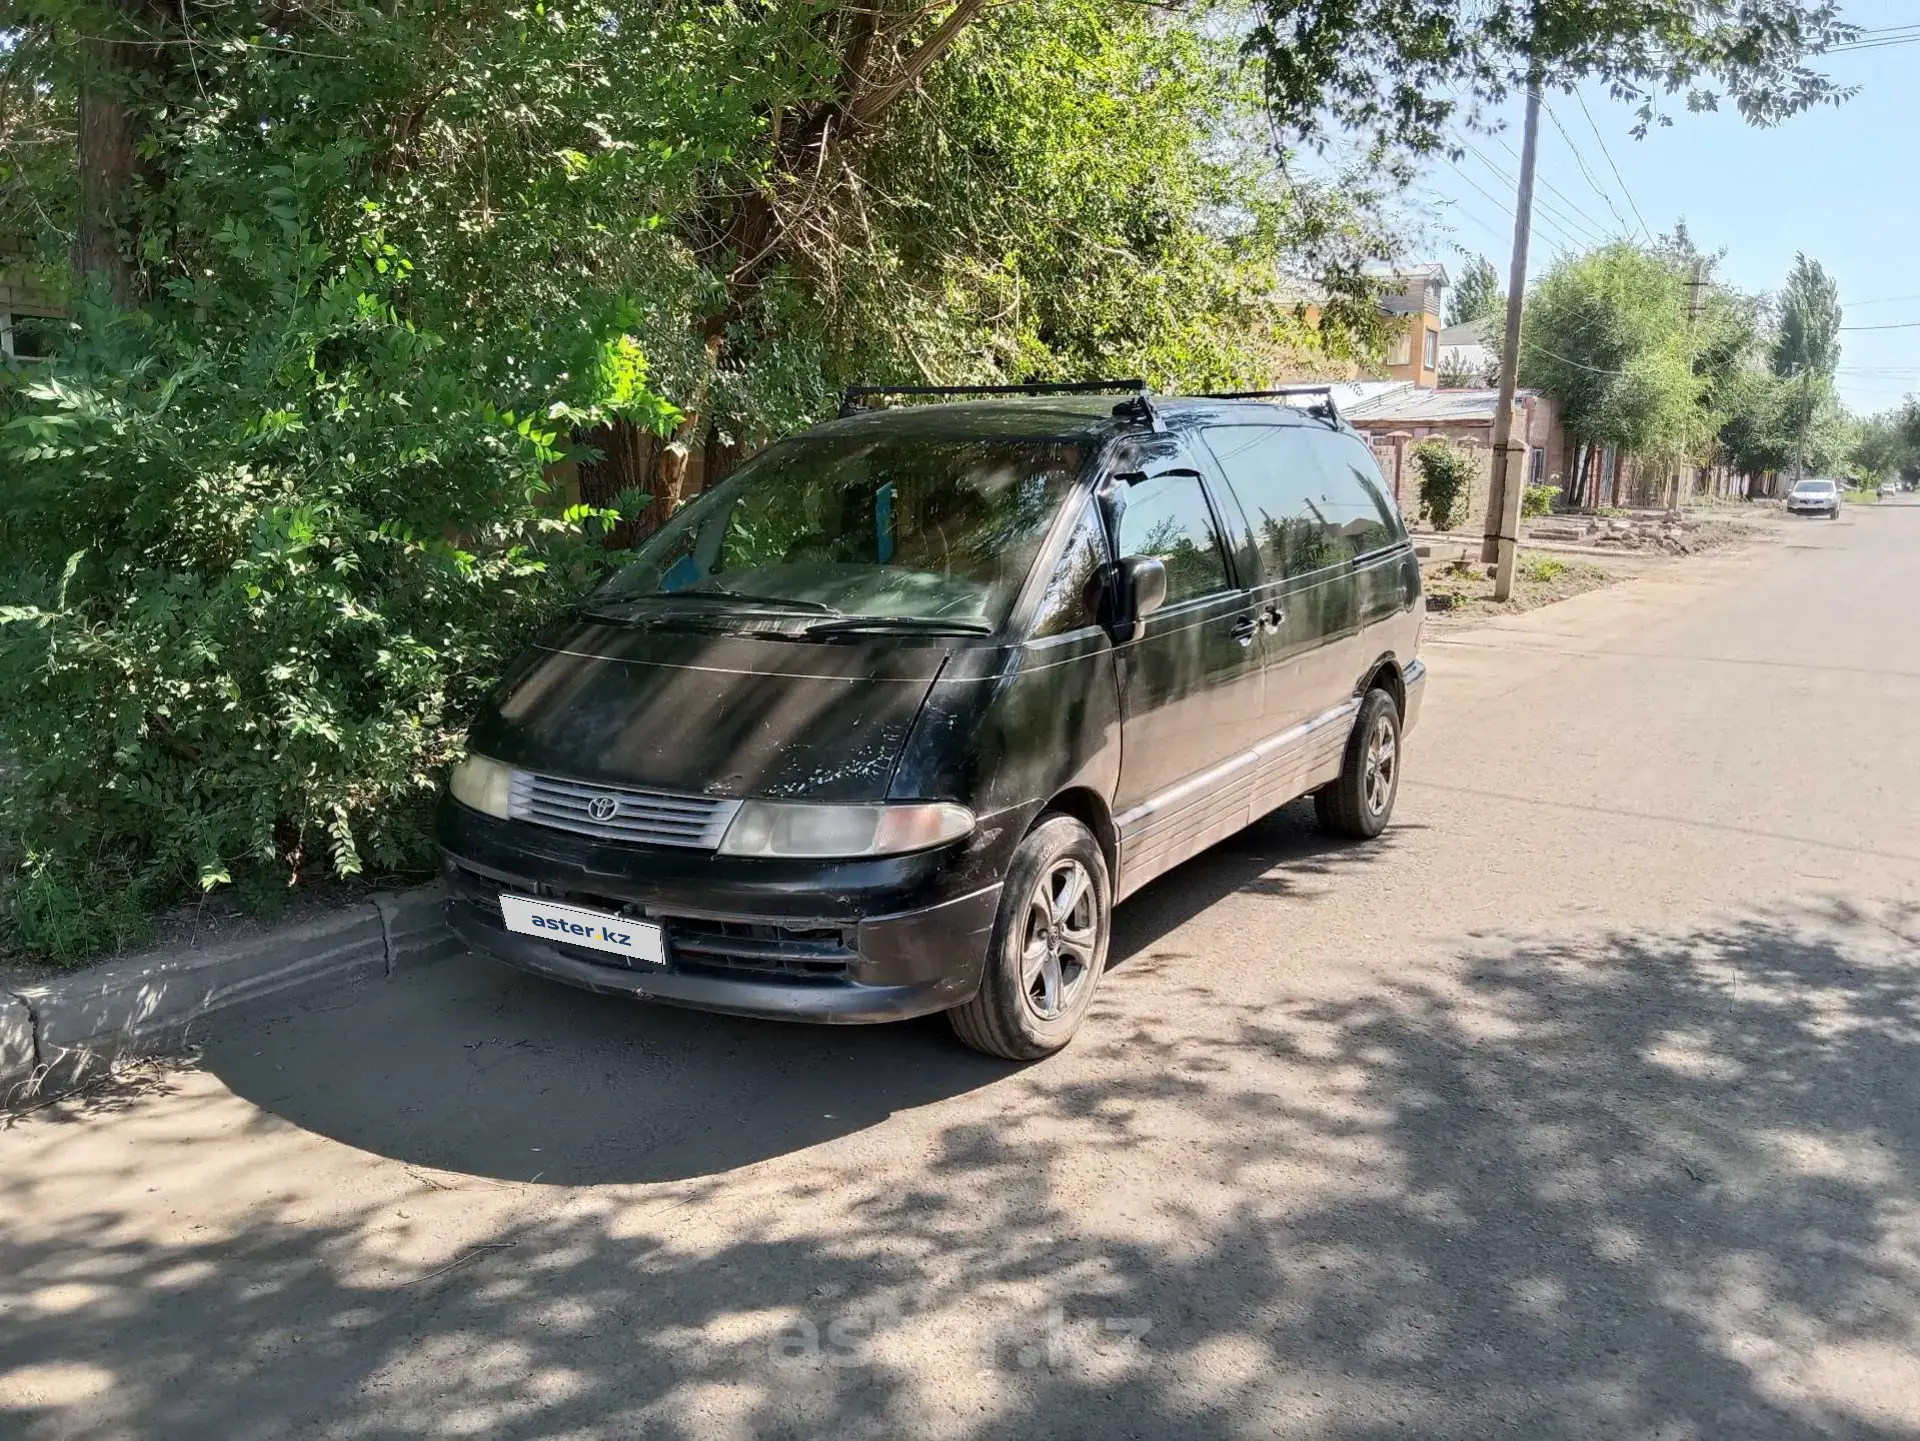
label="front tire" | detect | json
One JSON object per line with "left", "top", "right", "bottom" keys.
{"left": 1315, "top": 688, "right": 1402, "bottom": 840}
{"left": 949, "top": 815, "right": 1111, "bottom": 1060}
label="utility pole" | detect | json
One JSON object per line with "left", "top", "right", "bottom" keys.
{"left": 1678, "top": 257, "right": 1706, "bottom": 512}
{"left": 1793, "top": 367, "right": 1810, "bottom": 486}
{"left": 1488, "top": 73, "right": 1543, "bottom": 601}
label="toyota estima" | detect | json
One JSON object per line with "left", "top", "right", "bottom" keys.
{"left": 439, "top": 381, "right": 1425, "bottom": 1058}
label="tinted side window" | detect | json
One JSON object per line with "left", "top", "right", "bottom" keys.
{"left": 1203, "top": 425, "right": 1343, "bottom": 579}
{"left": 1319, "top": 437, "right": 1402, "bottom": 558}
{"left": 1205, "top": 426, "right": 1406, "bottom": 576}
{"left": 1030, "top": 499, "right": 1109, "bottom": 638}
{"left": 1113, "top": 472, "right": 1230, "bottom": 603}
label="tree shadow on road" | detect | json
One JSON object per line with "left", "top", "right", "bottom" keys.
{"left": 8, "top": 891, "right": 1917, "bottom": 1436}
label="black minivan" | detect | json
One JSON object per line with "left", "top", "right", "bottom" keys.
{"left": 438, "top": 383, "right": 1424, "bottom": 1058}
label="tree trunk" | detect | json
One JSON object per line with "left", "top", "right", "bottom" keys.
{"left": 665, "top": 0, "right": 992, "bottom": 443}
{"left": 576, "top": 418, "right": 659, "bottom": 549}
{"left": 702, "top": 421, "right": 744, "bottom": 493}
{"left": 74, "top": 34, "right": 143, "bottom": 299}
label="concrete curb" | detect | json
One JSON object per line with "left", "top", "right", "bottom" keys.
{"left": 0, "top": 883, "right": 465, "bottom": 1108}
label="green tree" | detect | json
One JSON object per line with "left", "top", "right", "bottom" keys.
{"left": 0, "top": 0, "right": 1398, "bottom": 948}
{"left": 1854, "top": 400, "right": 1920, "bottom": 483}
{"left": 1245, "top": 1, "right": 1856, "bottom": 166}
{"left": 1448, "top": 254, "right": 1503, "bottom": 327}
{"left": 1717, "top": 369, "right": 1794, "bottom": 482}
{"left": 1517, "top": 242, "right": 1704, "bottom": 502}
{"left": 1772, "top": 251, "right": 1843, "bottom": 480}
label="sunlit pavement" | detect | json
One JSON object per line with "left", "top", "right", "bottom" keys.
{"left": 5, "top": 505, "right": 1920, "bottom": 1439}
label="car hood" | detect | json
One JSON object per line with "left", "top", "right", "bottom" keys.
{"left": 467, "top": 619, "right": 960, "bottom": 801}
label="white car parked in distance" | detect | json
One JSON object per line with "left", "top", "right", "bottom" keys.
{"left": 1786, "top": 478, "right": 1840, "bottom": 518}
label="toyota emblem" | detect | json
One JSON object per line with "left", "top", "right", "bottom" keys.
{"left": 585, "top": 795, "right": 620, "bottom": 822}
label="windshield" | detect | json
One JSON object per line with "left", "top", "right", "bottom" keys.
{"left": 592, "top": 436, "right": 1087, "bottom": 626}
{"left": 1795, "top": 480, "right": 1834, "bottom": 494}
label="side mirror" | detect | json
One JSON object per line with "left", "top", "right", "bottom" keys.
{"left": 1108, "top": 554, "right": 1168, "bottom": 642}
{"left": 1121, "top": 554, "right": 1168, "bottom": 618}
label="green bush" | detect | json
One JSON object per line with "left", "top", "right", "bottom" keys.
{"left": 1519, "top": 555, "right": 1569, "bottom": 582}
{"left": 0, "top": 264, "right": 668, "bottom": 960}
{"left": 1521, "top": 482, "right": 1560, "bottom": 518}
{"left": 1410, "top": 438, "right": 1476, "bottom": 531}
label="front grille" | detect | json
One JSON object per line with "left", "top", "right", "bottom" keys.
{"left": 507, "top": 771, "right": 741, "bottom": 849}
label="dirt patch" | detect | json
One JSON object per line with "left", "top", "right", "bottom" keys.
{"left": 1525, "top": 509, "right": 1770, "bottom": 556}
{"left": 1421, "top": 552, "right": 1623, "bottom": 625}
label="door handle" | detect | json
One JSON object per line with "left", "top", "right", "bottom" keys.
{"left": 1229, "top": 615, "right": 1257, "bottom": 647}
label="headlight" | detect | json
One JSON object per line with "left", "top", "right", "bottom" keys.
{"left": 718, "top": 801, "right": 974, "bottom": 858}
{"left": 449, "top": 753, "right": 514, "bottom": 819}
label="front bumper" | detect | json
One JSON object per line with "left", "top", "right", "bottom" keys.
{"left": 445, "top": 881, "right": 999, "bottom": 1023}
{"left": 437, "top": 797, "right": 1019, "bottom": 1024}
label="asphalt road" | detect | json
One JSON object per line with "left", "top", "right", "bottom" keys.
{"left": 6, "top": 503, "right": 1920, "bottom": 1440}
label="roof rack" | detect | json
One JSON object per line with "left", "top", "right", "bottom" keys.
{"left": 1199, "top": 384, "right": 1343, "bottom": 423}
{"left": 838, "top": 378, "right": 1155, "bottom": 420}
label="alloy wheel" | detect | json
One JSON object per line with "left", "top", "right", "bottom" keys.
{"left": 1019, "top": 857, "right": 1099, "bottom": 1021}
{"left": 1363, "top": 714, "right": 1398, "bottom": 817}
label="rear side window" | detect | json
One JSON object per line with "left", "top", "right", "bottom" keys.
{"left": 1112, "top": 472, "right": 1231, "bottom": 603}
{"left": 1204, "top": 425, "right": 1402, "bottom": 579}
{"left": 1323, "top": 436, "right": 1404, "bottom": 557}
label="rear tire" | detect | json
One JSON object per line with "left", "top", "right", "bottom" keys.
{"left": 949, "top": 815, "right": 1111, "bottom": 1060}
{"left": 1314, "top": 688, "right": 1402, "bottom": 840}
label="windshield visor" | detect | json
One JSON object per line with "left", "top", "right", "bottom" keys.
{"left": 594, "top": 437, "right": 1088, "bottom": 627}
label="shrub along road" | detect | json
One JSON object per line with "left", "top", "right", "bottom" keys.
{"left": 4, "top": 505, "right": 1919, "bottom": 1439}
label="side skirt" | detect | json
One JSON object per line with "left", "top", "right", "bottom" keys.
{"left": 1112, "top": 700, "right": 1359, "bottom": 902}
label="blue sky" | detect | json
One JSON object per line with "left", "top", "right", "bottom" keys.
{"left": 1406, "top": 0, "right": 1917, "bottom": 414}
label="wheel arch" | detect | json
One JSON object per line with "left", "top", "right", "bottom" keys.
{"left": 1039, "top": 786, "right": 1118, "bottom": 881}
{"left": 1357, "top": 654, "right": 1406, "bottom": 717}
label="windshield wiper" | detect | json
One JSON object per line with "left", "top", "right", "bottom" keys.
{"left": 803, "top": 615, "right": 995, "bottom": 636}
{"left": 584, "top": 591, "right": 841, "bottom": 617}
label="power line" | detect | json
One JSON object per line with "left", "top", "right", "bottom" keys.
{"left": 1540, "top": 101, "right": 1641, "bottom": 241}
{"left": 1440, "top": 153, "right": 1586, "bottom": 256}
{"left": 1575, "top": 92, "right": 1652, "bottom": 240}
{"left": 1421, "top": 189, "right": 1525, "bottom": 254}
{"left": 1455, "top": 140, "right": 1610, "bottom": 247}
{"left": 1843, "top": 290, "right": 1920, "bottom": 308}
{"left": 1484, "top": 127, "right": 1625, "bottom": 243}
{"left": 1519, "top": 338, "right": 1630, "bottom": 377}
{"left": 1446, "top": 145, "right": 1593, "bottom": 252}
{"left": 1839, "top": 320, "right": 1920, "bottom": 332}
{"left": 1827, "top": 36, "right": 1920, "bottom": 54}
{"left": 1829, "top": 24, "right": 1920, "bottom": 51}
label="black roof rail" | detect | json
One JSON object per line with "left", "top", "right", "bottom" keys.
{"left": 1199, "top": 384, "right": 1343, "bottom": 423}
{"left": 838, "top": 378, "right": 1154, "bottom": 420}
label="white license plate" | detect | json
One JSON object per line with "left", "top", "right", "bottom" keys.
{"left": 499, "top": 894, "right": 663, "bottom": 965}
